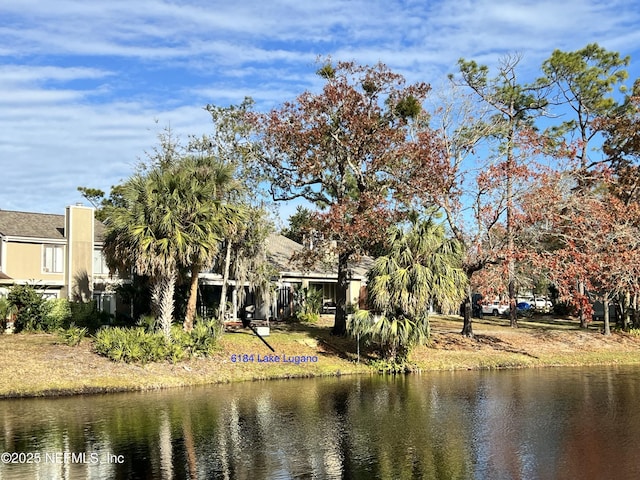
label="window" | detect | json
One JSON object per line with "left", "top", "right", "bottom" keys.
{"left": 93, "top": 292, "right": 114, "bottom": 315}
{"left": 43, "top": 245, "right": 64, "bottom": 273}
{"left": 41, "top": 291, "right": 60, "bottom": 300}
{"left": 93, "top": 248, "right": 109, "bottom": 275}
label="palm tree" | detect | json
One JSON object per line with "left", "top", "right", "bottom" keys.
{"left": 103, "top": 156, "right": 245, "bottom": 337}
{"left": 178, "top": 156, "right": 246, "bottom": 331}
{"left": 350, "top": 216, "right": 467, "bottom": 363}
{"left": 103, "top": 170, "right": 181, "bottom": 338}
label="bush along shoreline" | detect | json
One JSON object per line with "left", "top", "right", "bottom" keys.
{"left": 1, "top": 284, "right": 227, "bottom": 366}
{"left": 0, "top": 321, "right": 369, "bottom": 399}
{"left": 92, "top": 319, "right": 222, "bottom": 364}
{"left": 4, "top": 320, "right": 640, "bottom": 400}
{"left": 4, "top": 292, "right": 640, "bottom": 399}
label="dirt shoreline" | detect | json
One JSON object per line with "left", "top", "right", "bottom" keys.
{"left": 2, "top": 315, "right": 640, "bottom": 399}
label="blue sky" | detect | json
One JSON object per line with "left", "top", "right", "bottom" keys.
{"left": 2, "top": 0, "right": 640, "bottom": 224}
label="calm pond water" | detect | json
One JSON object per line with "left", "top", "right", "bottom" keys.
{"left": 1, "top": 365, "right": 640, "bottom": 479}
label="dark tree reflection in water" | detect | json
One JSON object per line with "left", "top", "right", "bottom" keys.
{"left": 1, "top": 367, "right": 640, "bottom": 479}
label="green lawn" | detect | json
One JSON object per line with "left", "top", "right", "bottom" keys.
{"left": 1, "top": 314, "right": 640, "bottom": 398}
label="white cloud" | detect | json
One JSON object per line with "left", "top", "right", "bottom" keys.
{"left": 1, "top": 0, "right": 640, "bottom": 215}
{"left": 0, "top": 65, "right": 109, "bottom": 83}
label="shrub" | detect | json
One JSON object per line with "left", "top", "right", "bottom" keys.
{"left": 165, "top": 338, "right": 188, "bottom": 363}
{"left": 4, "top": 286, "right": 111, "bottom": 334}
{"left": 7, "top": 285, "right": 46, "bottom": 332}
{"left": 294, "top": 287, "right": 323, "bottom": 318}
{"left": 58, "top": 324, "right": 88, "bottom": 346}
{"left": 93, "top": 327, "right": 125, "bottom": 361}
{"left": 94, "top": 327, "right": 169, "bottom": 364}
{"left": 188, "top": 317, "right": 223, "bottom": 356}
{"left": 296, "top": 311, "right": 320, "bottom": 323}
{"left": 0, "top": 297, "right": 10, "bottom": 317}
{"left": 70, "top": 301, "right": 110, "bottom": 332}
{"left": 347, "top": 309, "right": 429, "bottom": 365}
{"left": 627, "top": 328, "right": 640, "bottom": 337}
{"left": 0, "top": 297, "right": 15, "bottom": 332}
{"left": 137, "top": 314, "right": 158, "bottom": 332}
{"left": 553, "top": 302, "right": 574, "bottom": 316}
{"left": 168, "top": 318, "right": 222, "bottom": 357}
{"left": 41, "top": 298, "right": 72, "bottom": 331}
{"left": 94, "top": 317, "right": 223, "bottom": 363}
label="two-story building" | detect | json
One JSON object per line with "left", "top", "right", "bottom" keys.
{"left": 0, "top": 204, "right": 121, "bottom": 315}
{"left": 0, "top": 205, "right": 371, "bottom": 323}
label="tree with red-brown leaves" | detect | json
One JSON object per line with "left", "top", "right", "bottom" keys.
{"left": 521, "top": 166, "right": 640, "bottom": 335}
{"left": 533, "top": 43, "right": 631, "bottom": 328}
{"left": 432, "top": 54, "right": 548, "bottom": 336}
{"left": 599, "top": 79, "right": 640, "bottom": 328}
{"left": 522, "top": 71, "right": 640, "bottom": 333}
{"left": 250, "top": 60, "right": 448, "bottom": 335}
{"left": 601, "top": 79, "right": 640, "bottom": 205}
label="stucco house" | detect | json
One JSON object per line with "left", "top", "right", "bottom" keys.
{"left": 185, "top": 233, "right": 372, "bottom": 321}
{"left": 0, "top": 205, "right": 122, "bottom": 315}
{"left": 0, "top": 205, "right": 371, "bottom": 323}
{"left": 265, "top": 234, "right": 372, "bottom": 319}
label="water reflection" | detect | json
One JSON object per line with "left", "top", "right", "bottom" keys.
{"left": 1, "top": 366, "right": 640, "bottom": 479}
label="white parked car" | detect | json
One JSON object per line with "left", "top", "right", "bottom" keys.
{"left": 518, "top": 296, "right": 552, "bottom": 312}
{"left": 532, "top": 297, "right": 552, "bottom": 312}
{"left": 481, "top": 301, "right": 509, "bottom": 316}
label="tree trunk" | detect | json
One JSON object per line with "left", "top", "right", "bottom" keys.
{"left": 461, "top": 285, "right": 474, "bottom": 338}
{"left": 603, "top": 294, "right": 611, "bottom": 336}
{"left": 184, "top": 264, "right": 200, "bottom": 332}
{"left": 158, "top": 274, "right": 176, "bottom": 340}
{"left": 506, "top": 110, "right": 517, "bottom": 329}
{"left": 461, "top": 297, "right": 474, "bottom": 338}
{"left": 150, "top": 277, "right": 162, "bottom": 319}
{"left": 578, "top": 279, "right": 588, "bottom": 328}
{"left": 332, "top": 251, "right": 351, "bottom": 336}
{"left": 623, "top": 291, "right": 631, "bottom": 330}
{"left": 508, "top": 275, "right": 518, "bottom": 328}
{"left": 218, "top": 240, "right": 233, "bottom": 322}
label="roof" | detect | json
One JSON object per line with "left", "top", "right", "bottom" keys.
{"left": 266, "top": 234, "right": 306, "bottom": 272}
{"left": 0, "top": 209, "right": 105, "bottom": 241}
{"left": 266, "top": 233, "right": 373, "bottom": 280}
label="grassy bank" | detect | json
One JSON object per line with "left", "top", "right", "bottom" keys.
{"left": 413, "top": 316, "right": 640, "bottom": 370}
{"left": 0, "top": 323, "right": 369, "bottom": 398}
{"left": 2, "top": 315, "right": 640, "bottom": 398}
